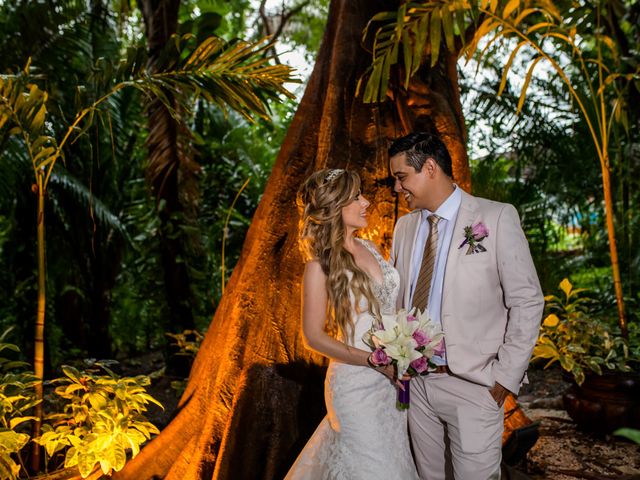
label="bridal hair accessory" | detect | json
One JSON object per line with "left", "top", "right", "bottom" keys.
{"left": 324, "top": 169, "right": 344, "bottom": 182}
{"left": 459, "top": 221, "right": 489, "bottom": 255}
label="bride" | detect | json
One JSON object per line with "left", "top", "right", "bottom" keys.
{"left": 286, "top": 169, "right": 419, "bottom": 479}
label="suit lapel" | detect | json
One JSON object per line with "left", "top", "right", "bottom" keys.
{"left": 401, "top": 212, "right": 421, "bottom": 308}
{"left": 442, "top": 190, "right": 480, "bottom": 308}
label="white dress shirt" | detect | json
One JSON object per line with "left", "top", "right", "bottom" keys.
{"left": 409, "top": 185, "right": 461, "bottom": 365}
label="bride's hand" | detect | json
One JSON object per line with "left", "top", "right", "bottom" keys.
{"left": 378, "top": 364, "right": 406, "bottom": 389}
{"left": 367, "top": 353, "right": 405, "bottom": 388}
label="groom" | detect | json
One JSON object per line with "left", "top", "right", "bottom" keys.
{"left": 388, "top": 132, "right": 543, "bottom": 480}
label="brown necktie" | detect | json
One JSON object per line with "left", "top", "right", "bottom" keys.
{"left": 412, "top": 214, "right": 441, "bottom": 314}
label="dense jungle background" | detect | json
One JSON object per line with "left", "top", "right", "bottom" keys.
{"left": 0, "top": 0, "right": 639, "bottom": 479}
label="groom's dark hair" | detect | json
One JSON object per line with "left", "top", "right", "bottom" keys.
{"left": 388, "top": 132, "right": 453, "bottom": 179}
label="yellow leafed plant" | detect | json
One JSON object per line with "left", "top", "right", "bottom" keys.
{"left": 35, "top": 363, "right": 163, "bottom": 478}
{"left": 531, "top": 279, "right": 638, "bottom": 386}
{"left": 0, "top": 328, "right": 40, "bottom": 480}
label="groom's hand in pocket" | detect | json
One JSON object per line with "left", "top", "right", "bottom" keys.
{"left": 489, "top": 382, "right": 510, "bottom": 407}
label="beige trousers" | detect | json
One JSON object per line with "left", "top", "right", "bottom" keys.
{"left": 408, "top": 372, "right": 504, "bottom": 480}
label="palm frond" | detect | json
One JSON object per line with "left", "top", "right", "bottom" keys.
{"left": 0, "top": 0, "right": 88, "bottom": 71}
{"left": 0, "top": 137, "right": 31, "bottom": 207}
{"left": 48, "top": 169, "right": 131, "bottom": 245}
{"left": 141, "top": 35, "right": 298, "bottom": 122}
{"left": 0, "top": 74, "right": 60, "bottom": 176}
{"left": 358, "top": 1, "right": 476, "bottom": 103}
{"left": 86, "top": 34, "right": 298, "bottom": 125}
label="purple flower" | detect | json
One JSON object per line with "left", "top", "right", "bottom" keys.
{"left": 433, "top": 339, "right": 446, "bottom": 357}
{"left": 371, "top": 348, "right": 390, "bottom": 366}
{"left": 472, "top": 222, "right": 489, "bottom": 240}
{"left": 412, "top": 330, "right": 431, "bottom": 347}
{"left": 410, "top": 357, "right": 428, "bottom": 374}
{"left": 407, "top": 315, "right": 417, "bottom": 322}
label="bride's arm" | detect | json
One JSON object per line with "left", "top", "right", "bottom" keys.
{"left": 301, "top": 261, "right": 396, "bottom": 380}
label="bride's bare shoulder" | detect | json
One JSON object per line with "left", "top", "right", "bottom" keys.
{"left": 302, "top": 260, "right": 328, "bottom": 295}
{"left": 304, "top": 259, "right": 325, "bottom": 277}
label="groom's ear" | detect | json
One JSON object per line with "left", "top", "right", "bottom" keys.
{"left": 422, "top": 157, "right": 437, "bottom": 177}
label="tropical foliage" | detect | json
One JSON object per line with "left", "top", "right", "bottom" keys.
{"left": 0, "top": 332, "right": 163, "bottom": 480}
{"left": 0, "top": 0, "right": 305, "bottom": 474}
{"left": 165, "top": 329, "right": 203, "bottom": 393}
{"left": 36, "top": 363, "right": 162, "bottom": 478}
{"left": 532, "top": 278, "right": 638, "bottom": 385}
{"left": 1, "top": 27, "right": 296, "bottom": 456}
{"left": 0, "top": 329, "right": 38, "bottom": 480}
{"left": 0, "top": 0, "right": 311, "bottom": 360}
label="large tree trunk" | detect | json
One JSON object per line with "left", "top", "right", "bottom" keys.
{"left": 139, "top": 0, "right": 198, "bottom": 331}
{"left": 116, "top": 1, "right": 470, "bottom": 478}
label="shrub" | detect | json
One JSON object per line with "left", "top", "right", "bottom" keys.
{"left": 0, "top": 328, "right": 39, "bottom": 480}
{"left": 35, "top": 363, "right": 162, "bottom": 478}
{"left": 532, "top": 278, "right": 637, "bottom": 385}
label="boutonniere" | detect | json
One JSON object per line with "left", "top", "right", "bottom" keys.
{"left": 459, "top": 222, "right": 489, "bottom": 254}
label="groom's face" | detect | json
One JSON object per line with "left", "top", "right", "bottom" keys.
{"left": 390, "top": 153, "right": 431, "bottom": 210}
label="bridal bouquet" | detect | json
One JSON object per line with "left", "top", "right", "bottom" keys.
{"left": 363, "top": 308, "right": 445, "bottom": 409}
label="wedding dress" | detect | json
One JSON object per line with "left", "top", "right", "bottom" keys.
{"left": 285, "top": 239, "right": 419, "bottom": 480}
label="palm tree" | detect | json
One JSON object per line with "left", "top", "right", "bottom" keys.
{"left": 0, "top": 0, "right": 144, "bottom": 362}
{"left": 137, "top": 0, "right": 306, "bottom": 333}
{"left": 138, "top": 0, "right": 197, "bottom": 330}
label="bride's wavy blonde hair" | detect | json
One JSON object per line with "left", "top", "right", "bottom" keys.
{"left": 297, "top": 169, "right": 380, "bottom": 342}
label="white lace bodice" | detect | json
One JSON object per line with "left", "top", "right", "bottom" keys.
{"left": 346, "top": 239, "right": 400, "bottom": 350}
{"left": 357, "top": 238, "right": 400, "bottom": 314}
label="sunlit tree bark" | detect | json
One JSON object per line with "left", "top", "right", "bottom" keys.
{"left": 116, "top": 0, "right": 471, "bottom": 478}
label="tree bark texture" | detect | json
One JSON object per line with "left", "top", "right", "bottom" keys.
{"left": 139, "top": 0, "right": 199, "bottom": 330}
{"left": 116, "top": 1, "right": 474, "bottom": 478}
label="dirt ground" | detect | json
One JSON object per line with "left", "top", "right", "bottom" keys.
{"left": 514, "top": 365, "right": 640, "bottom": 480}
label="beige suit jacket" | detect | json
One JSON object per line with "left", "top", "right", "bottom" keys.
{"left": 390, "top": 190, "right": 544, "bottom": 394}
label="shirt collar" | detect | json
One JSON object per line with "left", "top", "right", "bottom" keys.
{"left": 420, "top": 184, "right": 462, "bottom": 222}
